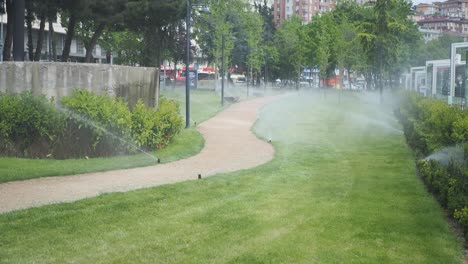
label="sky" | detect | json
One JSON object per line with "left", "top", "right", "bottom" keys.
{"left": 411, "top": 0, "right": 433, "bottom": 5}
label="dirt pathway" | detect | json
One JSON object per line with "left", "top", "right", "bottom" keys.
{"left": 0, "top": 96, "right": 277, "bottom": 214}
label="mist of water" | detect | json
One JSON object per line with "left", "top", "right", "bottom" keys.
{"left": 425, "top": 145, "right": 465, "bottom": 166}
{"left": 56, "top": 106, "right": 159, "bottom": 162}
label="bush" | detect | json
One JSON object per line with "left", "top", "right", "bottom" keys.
{"left": 0, "top": 90, "right": 183, "bottom": 159}
{"left": 61, "top": 90, "right": 133, "bottom": 157}
{"left": 417, "top": 159, "right": 468, "bottom": 239}
{"left": 0, "top": 92, "right": 66, "bottom": 157}
{"left": 396, "top": 92, "right": 467, "bottom": 156}
{"left": 131, "top": 97, "right": 182, "bottom": 150}
{"left": 400, "top": 92, "right": 468, "bottom": 240}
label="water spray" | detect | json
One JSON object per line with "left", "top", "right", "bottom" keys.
{"left": 56, "top": 106, "right": 160, "bottom": 163}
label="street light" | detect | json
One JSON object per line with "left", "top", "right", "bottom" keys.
{"left": 185, "top": 0, "right": 191, "bottom": 128}
{"left": 185, "top": 0, "right": 209, "bottom": 128}
{"left": 221, "top": 34, "right": 225, "bottom": 106}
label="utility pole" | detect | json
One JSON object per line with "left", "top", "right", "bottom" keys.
{"left": 13, "top": 0, "right": 24, "bottom": 61}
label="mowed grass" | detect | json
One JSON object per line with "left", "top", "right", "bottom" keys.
{"left": 0, "top": 89, "right": 222, "bottom": 183}
{"left": 0, "top": 91, "right": 462, "bottom": 263}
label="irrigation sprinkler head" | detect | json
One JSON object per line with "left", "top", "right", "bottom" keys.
{"left": 268, "top": 139, "right": 272, "bottom": 143}
{"left": 198, "top": 174, "right": 202, "bottom": 179}
{"left": 157, "top": 158, "right": 161, "bottom": 164}
{"left": 194, "top": 121, "right": 197, "bottom": 127}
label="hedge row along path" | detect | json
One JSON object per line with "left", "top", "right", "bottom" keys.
{"left": 0, "top": 96, "right": 278, "bottom": 214}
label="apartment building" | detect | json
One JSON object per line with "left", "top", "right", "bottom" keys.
{"left": 415, "top": 3, "right": 438, "bottom": 16}
{"left": 435, "top": 0, "right": 468, "bottom": 18}
{"left": 273, "top": 0, "right": 336, "bottom": 27}
{"left": 418, "top": 16, "right": 468, "bottom": 37}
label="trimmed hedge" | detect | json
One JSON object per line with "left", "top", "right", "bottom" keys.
{"left": 0, "top": 90, "right": 182, "bottom": 159}
{"left": 396, "top": 91, "right": 468, "bottom": 240}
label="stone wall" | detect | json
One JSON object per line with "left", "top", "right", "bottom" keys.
{"left": 0, "top": 62, "right": 159, "bottom": 108}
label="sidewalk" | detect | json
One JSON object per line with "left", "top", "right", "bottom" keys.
{"left": 0, "top": 96, "right": 277, "bottom": 214}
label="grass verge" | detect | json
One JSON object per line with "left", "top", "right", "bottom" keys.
{"left": 0, "top": 89, "right": 221, "bottom": 183}
{"left": 0, "top": 90, "right": 462, "bottom": 263}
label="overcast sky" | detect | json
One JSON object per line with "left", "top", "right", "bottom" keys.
{"left": 411, "top": 0, "right": 432, "bottom": 5}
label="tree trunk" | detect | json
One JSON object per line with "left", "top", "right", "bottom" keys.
{"left": 172, "top": 63, "right": 177, "bottom": 89}
{"left": 34, "top": 13, "right": 46, "bottom": 61}
{"left": 49, "top": 17, "right": 56, "bottom": 61}
{"left": 26, "top": 0, "right": 34, "bottom": 61}
{"left": 84, "top": 22, "right": 106, "bottom": 63}
{"left": 3, "top": 0, "right": 13, "bottom": 61}
{"left": 62, "top": 13, "right": 76, "bottom": 62}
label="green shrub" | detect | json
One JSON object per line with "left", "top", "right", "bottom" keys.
{"left": 454, "top": 207, "right": 468, "bottom": 238}
{"left": 0, "top": 90, "right": 183, "bottom": 159}
{"left": 154, "top": 97, "right": 183, "bottom": 148}
{"left": 131, "top": 98, "right": 182, "bottom": 150}
{"left": 0, "top": 92, "right": 66, "bottom": 157}
{"left": 397, "top": 92, "right": 468, "bottom": 156}
{"left": 61, "top": 90, "right": 133, "bottom": 156}
{"left": 401, "top": 92, "right": 468, "bottom": 240}
{"left": 417, "top": 159, "right": 468, "bottom": 240}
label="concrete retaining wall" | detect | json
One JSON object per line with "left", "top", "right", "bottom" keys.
{"left": 0, "top": 62, "right": 159, "bottom": 108}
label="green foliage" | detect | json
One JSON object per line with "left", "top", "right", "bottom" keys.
{"left": 412, "top": 34, "right": 465, "bottom": 66}
{"left": 396, "top": 92, "right": 467, "bottom": 155}
{"left": 131, "top": 98, "right": 182, "bottom": 150}
{"left": 417, "top": 159, "right": 468, "bottom": 240}
{"left": 0, "top": 92, "right": 66, "bottom": 157}
{"left": 454, "top": 207, "right": 468, "bottom": 237}
{"left": 400, "top": 92, "right": 468, "bottom": 240}
{"left": 273, "top": 16, "right": 305, "bottom": 82}
{"left": 61, "top": 90, "right": 133, "bottom": 156}
{"left": 0, "top": 91, "right": 182, "bottom": 159}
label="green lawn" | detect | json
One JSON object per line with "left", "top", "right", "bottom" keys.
{"left": 0, "top": 89, "right": 222, "bottom": 183}
{"left": 0, "top": 90, "right": 462, "bottom": 263}
{"left": 161, "top": 88, "right": 224, "bottom": 126}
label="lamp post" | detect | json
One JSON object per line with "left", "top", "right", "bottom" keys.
{"left": 185, "top": 0, "right": 191, "bottom": 128}
{"left": 221, "top": 34, "right": 225, "bottom": 106}
{"left": 185, "top": 1, "right": 209, "bottom": 127}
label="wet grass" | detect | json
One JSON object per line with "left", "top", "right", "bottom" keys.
{"left": 0, "top": 90, "right": 462, "bottom": 263}
{"left": 0, "top": 89, "right": 222, "bottom": 183}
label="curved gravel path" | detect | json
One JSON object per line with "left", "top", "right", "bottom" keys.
{"left": 0, "top": 96, "right": 277, "bottom": 214}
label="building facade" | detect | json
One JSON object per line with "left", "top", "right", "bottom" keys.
{"left": 273, "top": 0, "right": 336, "bottom": 27}
{"left": 418, "top": 16, "right": 468, "bottom": 37}
{"left": 435, "top": 0, "right": 468, "bottom": 18}
{"left": 415, "top": 3, "right": 438, "bottom": 16}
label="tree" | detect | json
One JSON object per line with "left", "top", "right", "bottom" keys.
{"left": 2, "top": 0, "right": 13, "bottom": 61}
{"left": 274, "top": 16, "right": 306, "bottom": 86}
{"left": 304, "top": 13, "right": 339, "bottom": 87}
{"left": 124, "top": 0, "right": 186, "bottom": 67}
{"left": 33, "top": 1, "right": 47, "bottom": 61}
{"left": 358, "top": 0, "right": 419, "bottom": 98}
{"left": 25, "top": 0, "right": 34, "bottom": 61}
{"left": 73, "top": 0, "right": 127, "bottom": 63}
{"left": 60, "top": 0, "right": 87, "bottom": 62}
